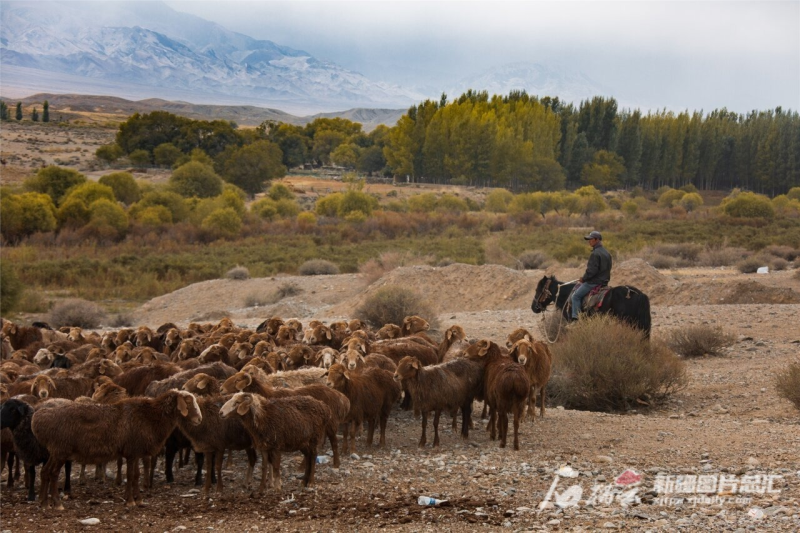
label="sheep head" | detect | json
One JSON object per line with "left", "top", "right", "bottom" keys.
{"left": 183, "top": 373, "right": 217, "bottom": 395}
{"left": 318, "top": 348, "right": 339, "bottom": 369}
{"left": 31, "top": 375, "right": 57, "bottom": 399}
{"left": 347, "top": 319, "right": 366, "bottom": 334}
{"left": 402, "top": 315, "right": 430, "bottom": 335}
{"left": 34, "top": 348, "right": 55, "bottom": 366}
{"left": 326, "top": 363, "right": 349, "bottom": 391}
{"left": 220, "top": 370, "right": 253, "bottom": 394}
{"left": 342, "top": 349, "right": 365, "bottom": 371}
{"left": 394, "top": 356, "right": 420, "bottom": 383}
{"left": 134, "top": 327, "right": 153, "bottom": 347}
{"left": 466, "top": 339, "right": 492, "bottom": 359}
{"left": 506, "top": 328, "right": 533, "bottom": 349}
{"left": 445, "top": 325, "right": 467, "bottom": 342}
{"left": 97, "top": 359, "right": 122, "bottom": 378}
{"left": 378, "top": 324, "right": 401, "bottom": 340}
{"left": 509, "top": 340, "right": 533, "bottom": 367}
{"left": 220, "top": 392, "right": 253, "bottom": 418}
{"left": 174, "top": 390, "right": 202, "bottom": 425}
{"left": 67, "top": 327, "right": 84, "bottom": 343}
{"left": 231, "top": 342, "right": 253, "bottom": 361}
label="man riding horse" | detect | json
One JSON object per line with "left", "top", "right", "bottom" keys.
{"left": 571, "top": 230, "right": 611, "bottom": 322}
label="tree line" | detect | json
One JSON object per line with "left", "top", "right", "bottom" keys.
{"left": 0, "top": 100, "right": 50, "bottom": 122}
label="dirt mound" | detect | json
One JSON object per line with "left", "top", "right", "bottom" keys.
{"left": 327, "top": 263, "right": 536, "bottom": 317}
{"left": 662, "top": 280, "right": 800, "bottom": 306}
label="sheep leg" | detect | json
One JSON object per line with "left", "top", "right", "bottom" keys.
{"left": 140, "top": 457, "right": 150, "bottom": 489}
{"left": 39, "top": 458, "right": 52, "bottom": 507}
{"left": 95, "top": 463, "right": 106, "bottom": 483}
{"left": 115, "top": 457, "right": 123, "bottom": 486}
{"left": 366, "top": 417, "right": 376, "bottom": 448}
{"left": 4, "top": 452, "right": 13, "bottom": 488}
{"left": 148, "top": 455, "right": 157, "bottom": 488}
{"left": 270, "top": 451, "right": 282, "bottom": 491}
{"left": 202, "top": 452, "right": 213, "bottom": 498}
{"left": 327, "top": 426, "right": 340, "bottom": 468}
{"left": 245, "top": 448, "right": 256, "bottom": 487}
{"left": 13, "top": 452, "right": 20, "bottom": 481}
{"left": 513, "top": 403, "right": 523, "bottom": 451}
{"left": 432, "top": 410, "right": 441, "bottom": 448}
{"left": 488, "top": 406, "right": 497, "bottom": 440}
{"left": 451, "top": 409, "right": 458, "bottom": 431}
{"left": 79, "top": 463, "right": 86, "bottom": 485}
{"left": 63, "top": 460, "right": 72, "bottom": 494}
{"left": 124, "top": 457, "right": 136, "bottom": 507}
{"left": 460, "top": 400, "right": 472, "bottom": 440}
{"left": 257, "top": 450, "right": 270, "bottom": 494}
{"left": 378, "top": 413, "right": 389, "bottom": 449}
{"left": 26, "top": 464, "right": 36, "bottom": 502}
{"left": 481, "top": 401, "right": 488, "bottom": 420}
{"left": 302, "top": 449, "right": 315, "bottom": 487}
{"left": 527, "top": 386, "right": 536, "bottom": 423}
{"left": 540, "top": 387, "right": 546, "bottom": 419}
{"left": 499, "top": 411, "right": 509, "bottom": 449}
{"left": 194, "top": 452, "right": 205, "bottom": 486}
{"left": 209, "top": 453, "right": 217, "bottom": 484}
{"left": 51, "top": 460, "right": 65, "bottom": 510}
{"left": 419, "top": 411, "right": 428, "bottom": 448}
{"left": 225, "top": 449, "right": 234, "bottom": 469}
{"left": 348, "top": 421, "right": 356, "bottom": 454}
{"left": 215, "top": 451, "right": 224, "bottom": 494}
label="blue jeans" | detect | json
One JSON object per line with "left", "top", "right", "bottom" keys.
{"left": 571, "top": 283, "right": 599, "bottom": 319}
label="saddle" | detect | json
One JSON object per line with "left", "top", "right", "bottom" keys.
{"left": 582, "top": 285, "right": 612, "bottom": 312}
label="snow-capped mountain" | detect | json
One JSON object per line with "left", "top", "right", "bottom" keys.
{"left": 0, "top": 1, "right": 424, "bottom": 111}
{"left": 452, "top": 62, "right": 609, "bottom": 104}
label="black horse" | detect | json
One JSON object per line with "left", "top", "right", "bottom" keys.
{"left": 531, "top": 275, "right": 651, "bottom": 337}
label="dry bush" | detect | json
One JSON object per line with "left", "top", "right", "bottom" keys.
{"left": 355, "top": 286, "right": 439, "bottom": 330}
{"left": 548, "top": 315, "right": 686, "bottom": 411}
{"left": 245, "top": 282, "right": 302, "bottom": 307}
{"left": 108, "top": 312, "right": 134, "bottom": 328}
{"left": 647, "top": 254, "right": 677, "bottom": 269}
{"left": 518, "top": 250, "right": 553, "bottom": 270}
{"left": 698, "top": 247, "right": 749, "bottom": 267}
{"left": 358, "top": 251, "right": 433, "bottom": 284}
{"left": 298, "top": 259, "right": 340, "bottom": 276}
{"left": 776, "top": 362, "right": 800, "bottom": 411}
{"left": 244, "top": 294, "right": 271, "bottom": 308}
{"left": 762, "top": 245, "right": 799, "bottom": 261}
{"left": 737, "top": 257, "right": 764, "bottom": 274}
{"left": 226, "top": 265, "right": 250, "bottom": 280}
{"left": 537, "top": 312, "right": 569, "bottom": 342}
{"left": 666, "top": 324, "right": 735, "bottom": 357}
{"left": 770, "top": 258, "right": 789, "bottom": 271}
{"left": 483, "top": 237, "right": 518, "bottom": 268}
{"left": 47, "top": 299, "right": 107, "bottom": 328}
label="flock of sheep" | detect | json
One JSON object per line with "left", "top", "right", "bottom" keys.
{"left": 0, "top": 315, "right": 552, "bottom": 510}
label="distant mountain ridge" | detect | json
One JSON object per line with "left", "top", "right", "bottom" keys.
{"left": 0, "top": 1, "right": 424, "bottom": 112}
{"left": 11, "top": 93, "right": 406, "bottom": 131}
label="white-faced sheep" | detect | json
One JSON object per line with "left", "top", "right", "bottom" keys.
{"left": 508, "top": 339, "right": 552, "bottom": 422}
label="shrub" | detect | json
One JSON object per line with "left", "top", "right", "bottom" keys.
{"left": 698, "top": 247, "right": 748, "bottom": 267}
{"left": 776, "top": 362, "right": 800, "bottom": 411}
{"left": 99, "top": 172, "right": 141, "bottom": 205}
{"left": 245, "top": 282, "right": 302, "bottom": 307}
{"left": 770, "top": 257, "right": 789, "bottom": 271}
{"left": 315, "top": 193, "right": 343, "bottom": 217}
{"left": 736, "top": 257, "right": 763, "bottom": 274}
{"left": 666, "top": 325, "right": 735, "bottom": 357}
{"left": 549, "top": 315, "right": 686, "bottom": 411}
{"left": 786, "top": 187, "right": 800, "bottom": 202}
{"left": 128, "top": 149, "right": 151, "bottom": 167}
{"left": 169, "top": 161, "right": 223, "bottom": 198}
{"left": 298, "top": 259, "right": 340, "bottom": 276}
{"left": 355, "top": 285, "right": 439, "bottom": 330}
{"left": 678, "top": 192, "right": 703, "bottom": 212}
{"left": 338, "top": 190, "right": 376, "bottom": 217}
{"left": 95, "top": 143, "right": 124, "bottom": 163}
{"left": 762, "top": 245, "right": 798, "bottom": 261}
{"left": 657, "top": 188, "right": 685, "bottom": 208}
{"left": 484, "top": 189, "right": 513, "bottom": 213}
{"left": 518, "top": 250, "right": 552, "bottom": 270}
{"left": 88, "top": 199, "right": 129, "bottom": 237}
{"left": 130, "top": 190, "right": 189, "bottom": 222}
{"left": 344, "top": 210, "right": 367, "bottom": 223}
{"left": 267, "top": 183, "right": 295, "bottom": 201}
{"left": 358, "top": 251, "right": 433, "bottom": 283}
{"left": 621, "top": 200, "right": 639, "bottom": 217}
{"left": 202, "top": 207, "right": 242, "bottom": 238}
{"left": 648, "top": 254, "right": 677, "bottom": 269}
{"left": 407, "top": 193, "right": 437, "bottom": 212}
{"left": 721, "top": 191, "right": 775, "bottom": 219}
{"left": 0, "top": 192, "right": 57, "bottom": 242}
{"left": 538, "top": 310, "right": 569, "bottom": 342}
{"left": 436, "top": 194, "right": 468, "bottom": 212}
{"left": 47, "top": 298, "right": 107, "bottom": 328}
{"left": 0, "top": 261, "right": 22, "bottom": 314}
{"left": 108, "top": 313, "right": 134, "bottom": 328}
{"left": 153, "top": 143, "right": 183, "bottom": 167}
{"left": 297, "top": 211, "right": 317, "bottom": 226}
{"left": 251, "top": 197, "right": 279, "bottom": 220}
{"left": 221, "top": 140, "right": 286, "bottom": 196}
{"left": 508, "top": 193, "right": 541, "bottom": 214}
{"left": 24, "top": 165, "right": 86, "bottom": 204}
{"left": 244, "top": 293, "right": 272, "bottom": 307}
{"left": 57, "top": 197, "right": 91, "bottom": 228}
{"left": 275, "top": 199, "right": 301, "bottom": 218}
{"left": 226, "top": 265, "right": 250, "bottom": 280}
{"left": 64, "top": 182, "right": 115, "bottom": 206}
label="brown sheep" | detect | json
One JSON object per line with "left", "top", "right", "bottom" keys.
{"left": 220, "top": 392, "right": 330, "bottom": 491}
{"left": 264, "top": 351, "right": 286, "bottom": 372}
{"left": 31, "top": 374, "right": 94, "bottom": 400}
{"left": 465, "top": 340, "right": 530, "bottom": 450}
{"left": 285, "top": 319, "right": 302, "bottom": 335}
{"left": 133, "top": 326, "right": 158, "bottom": 348}
{"left": 317, "top": 347, "right": 340, "bottom": 369}
{"left": 114, "top": 328, "right": 134, "bottom": 346}
{"left": 220, "top": 366, "right": 348, "bottom": 468}
{"left": 275, "top": 325, "right": 298, "bottom": 347}
{"left": 175, "top": 338, "right": 204, "bottom": 361}
{"left": 252, "top": 340, "right": 272, "bottom": 358}
{"left": 347, "top": 319, "right": 368, "bottom": 334}
{"left": 340, "top": 350, "right": 397, "bottom": 374}
{"left": 144, "top": 362, "right": 237, "bottom": 398}
{"left": 1, "top": 321, "right": 43, "bottom": 350}
{"left": 438, "top": 324, "right": 470, "bottom": 363}
{"left": 182, "top": 373, "right": 221, "bottom": 396}
{"left": 285, "top": 344, "right": 317, "bottom": 370}
{"left": 70, "top": 358, "right": 123, "bottom": 381}
{"left": 506, "top": 328, "right": 533, "bottom": 348}
{"left": 370, "top": 338, "right": 439, "bottom": 367}
{"left": 508, "top": 339, "right": 552, "bottom": 422}
{"left": 114, "top": 362, "right": 182, "bottom": 396}
{"left": 1, "top": 334, "right": 13, "bottom": 359}
{"left": 377, "top": 324, "right": 402, "bottom": 340}
{"left": 242, "top": 357, "right": 275, "bottom": 375}
{"left": 302, "top": 324, "right": 332, "bottom": 346}
{"left": 259, "top": 317, "right": 284, "bottom": 336}
{"left": 243, "top": 365, "right": 327, "bottom": 389}
{"left": 229, "top": 342, "right": 253, "bottom": 364}
{"left": 162, "top": 328, "right": 183, "bottom": 356}
{"left": 328, "top": 321, "right": 349, "bottom": 349}
{"left": 176, "top": 394, "right": 256, "bottom": 497}
{"left": 326, "top": 363, "right": 400, "bottom": 454}
{"left": 32, "top": 390, "right": 202, "bottom": 508}
{"left": 393, "top": 355, "right": 484, "bottom": 447}
{"left": 92, "top": 378, "right": 129, "bottom": 404}
{"left": 196, "top": 344, "right": 234, "bottom": 366}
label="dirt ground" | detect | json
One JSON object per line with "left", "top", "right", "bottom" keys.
{"left": 3, "top": 263, "right": 800, "bottom": 532}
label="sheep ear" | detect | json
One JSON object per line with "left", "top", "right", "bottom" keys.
{"left": 197, "top": 379, "right": 207, "bottom": 390}
{"left": 478, "top": 341, "right": 490, "bottom": 356}
{"left": 343, "top": 371, "right": 351, "bottom": 381}
{"left": 326, "top": 330, "right": 332, "bottom": 340}
{"left": 524, "top": 334, "right": 531, "bottom": 342}
{"left": 446, "top": 330, "right": 452, "bottom": 341}
{"left": 236, "top": 397, "right": 251, "bottom": 416}
{"left": 410, "top": 359, "right": 420, "bottom": 370}
{"left": 177, "top": 396, "right": 188, "bottom": 417}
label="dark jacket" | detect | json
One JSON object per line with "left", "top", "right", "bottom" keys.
{"left": 582, "top": 243, "right": 612, "bottom": 285}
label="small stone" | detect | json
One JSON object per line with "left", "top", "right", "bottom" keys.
{"left": 350, "top": 453, "right": 360, "bottom": 460}
{"left": 602, "top": 521, "right": 617, "bottom": 529}
{"left": 174, "top": 528, "right": 187, "bottom": 532}
{"left": 595, "top": 455, "right": 614, "bottom": 464}
{"left": 747, "top": 457, "right": 760, "bottom": 467}
{"left": 79, "top": 518, "right": 101, "bottom": 526}
{"left": 547, "top": 519, "right": 561, "bottom": 526}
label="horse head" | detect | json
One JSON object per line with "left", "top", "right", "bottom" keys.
{"left": 532, "top": 275, "right": 558, "bottom": 313}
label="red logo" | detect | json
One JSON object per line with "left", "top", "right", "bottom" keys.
{"left": 615, "top": 470, "right": 642, "bottom": 486}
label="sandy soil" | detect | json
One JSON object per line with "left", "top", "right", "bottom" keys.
{"left": 3, "top": 264, "right": 799, "bottom": 531}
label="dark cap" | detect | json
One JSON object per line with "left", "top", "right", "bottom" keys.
{"left": 584, "top": 231, "right": 602, "bottom": 240}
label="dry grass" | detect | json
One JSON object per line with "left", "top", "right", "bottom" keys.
{"left": 47, "top": 298, "right": 107, "bottom": 328}
{"left": 548, "top": 315, "right": 686, "bottom": 411}
{"left": 770, "top": 258, "right": 789, "bottom": 271}
{"left": 665, "top": 324, "right": 735, "bottom": 358}
{"left": 226, "top": 265, "right": 250, "bottom": 280}
{"left": 762, "top": 245, "right": 799, "bottom": 261}
{"left": 244, "top": 281, "right": 302, "bottom": 307}
{"left": 698, "top": 247, "right": 749, "bottom": 267}
{"left": 298, "top": 259, "right": 340, "bottom": 276}
{"left": 355, "top": 285, "right": 439, "bottom": 330}
{"left": 537, "top": 311, "right": 569, "bottom": 342}
{"left": 518, "top": 250, "right": 552, "bottom": 270}
{"left": 736, "top": 257, "right": 763, "bottom": 274}
{"left": 776, "top": 363, "right": 800, "bottom": 411}
{"left": 108, "top": 312, "right": 134, "bottom": 328}
{"left": 358, "top": 251, "right": 434, "bottom": 284}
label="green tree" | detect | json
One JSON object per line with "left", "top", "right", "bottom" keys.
{"left": 15, "top": 102, "right": 22, "bottom": 121}
{"left": 357, "top": 145, "right": 386, "bottom": 174}
{"left": 267, "top": 182, "right": 294, "bottom": 201}
{"left": 169, "top": 161, "right": 223, "bottom": 198}
{"left": 221, "top": 140, "right": 286, "bottom": 196}
{"left": 484, "top": 189, "right": 514, "bottom": 212}
{"left": 530, "top": 158, "right": 567, "bottom": 191}
{"left": 98, "top": 172, "right": 141, "bottom": 205}
{"left": 657, "top": 188, "right": 686, "bottom": 207}
{"left": 63, "top": 182, "right": 115, "bottom": 206}
{"left": 315, "top": 193, "right": 343, "bottom": 217}
{"left": 153, "top": 143, "right": 183, "bottom": 167}
{"left": 0, "top": 192, "right": 57, "bottom": 242}
{"left": 331, "top": 143, "right": 359, "bottom": 168}
{"left": 31, "top": 107, "right": 39, "bottom": 122}
{"left": 581, "top": 150, "right": 626, "bottom": 190}
{"left": 721, "top": 191, "right": 775, "bottom": 218}
{"left": 96, "top": 143, "right": 124, "bottom": 163}
{"left": 24, "top": 166, "right": 86, "bottom": 204}
{"left": 88, "top": 198, "right": 129, "bottom": 237}
{"left": 57, "top": 197, "right": 92, "bottom": 228}
{"left": 251, "top": 197, "right": 279, "bottom": 220}
{"left": 202, "top": 208, "right": 243, "bottom": 238}
{"left": 0, "top": 101, "right": 8, "bottom": 120}
{"left": 129, "top": 190, "right": 189, "bottom": 222}
{"left": 407, "top": 193, "right": 438, "bottom": 212}
{"left": 338, "top": 190, "right": 377, "bottom": 217}
{"left": 42, "top": 100, "right": 50, "bottom": 122}
{"left": 129, "top": 149, "right": 151, "bottom": 167}
{"left": 678, "top": 192, "right": 703, "bottom": 212}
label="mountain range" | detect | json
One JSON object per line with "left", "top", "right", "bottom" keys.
{"left": 0, "top": 1, "right": 608, "bottom": 115}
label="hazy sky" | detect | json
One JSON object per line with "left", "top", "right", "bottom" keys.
{"left": 164, "top": 1, "right": 799, "bottom": 113}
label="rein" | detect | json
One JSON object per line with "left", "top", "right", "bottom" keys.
{"left": 539, "top": 279, "right": 579, "bottom": 344}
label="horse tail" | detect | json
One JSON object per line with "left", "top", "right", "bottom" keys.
{"left": 636, "top": 292, "right": 652, "bottom": 338}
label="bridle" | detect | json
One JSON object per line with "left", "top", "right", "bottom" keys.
{"left": 537, "top": 277, "right": 580, "bottom": 344}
